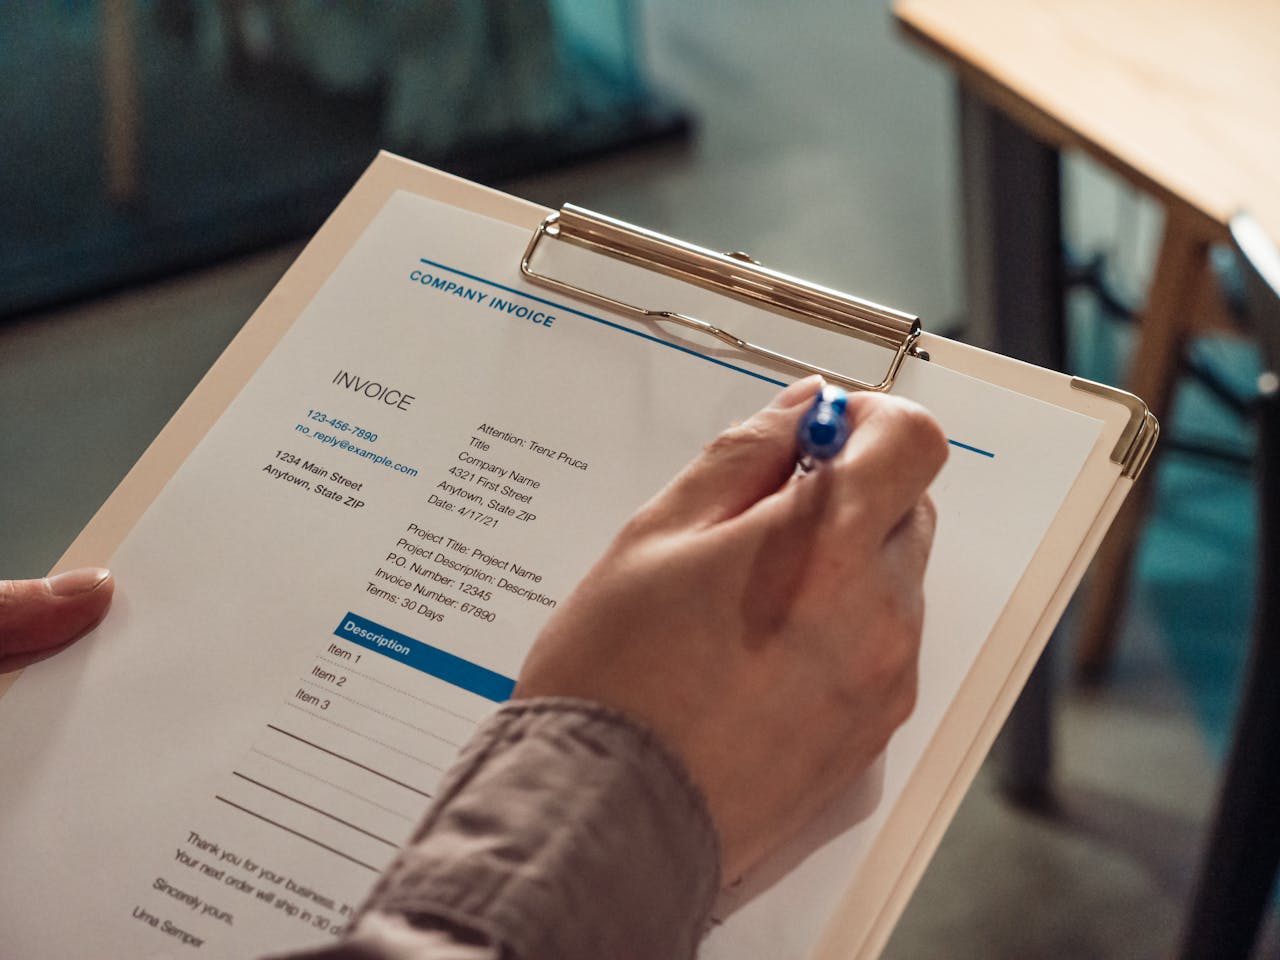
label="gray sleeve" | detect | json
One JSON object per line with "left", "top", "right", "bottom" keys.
{"left": 269, "top": 698, "right": 721, "bottom": 960}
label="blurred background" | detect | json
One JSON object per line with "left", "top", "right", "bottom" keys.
{"left": 1, "top": 1, "right": 1272, "bottom": 957}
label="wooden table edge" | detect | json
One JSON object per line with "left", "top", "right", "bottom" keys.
{"left": 890, "top": 5, "right": 1231, "bottom": 246}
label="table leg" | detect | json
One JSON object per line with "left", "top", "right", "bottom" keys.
{"left": 957, "top": 89, "right": 1064, "bottom": 366}
{"left": 957, "top": 87, "right": 1064, "bottom": 802}
{"left": 1073, "top": 212, "right": 1209, "bottom": 680}
{"left": 1178, "top": 217, "right": 1280, "bottom": 960}
{"left": 1178, "top": 383, "right": 1280, "bottom": 960}
{"left": 103, "top": 0, "right": 140, "bottom": 206}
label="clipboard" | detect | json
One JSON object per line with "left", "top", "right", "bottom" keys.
{"left": 3, "top": 152, "right": 1155, "bottom": 959}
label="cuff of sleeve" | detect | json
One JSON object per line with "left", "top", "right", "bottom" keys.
{"left": 357, "top": 698, "right": 722, "bottom": 960}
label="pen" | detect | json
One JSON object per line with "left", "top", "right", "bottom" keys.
{"left": 797, "top": 384, "right": 851, "bottom": 470}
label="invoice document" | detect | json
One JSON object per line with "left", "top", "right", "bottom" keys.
{"left": 0, "top": 189, "right": 1104, "bottom": 958}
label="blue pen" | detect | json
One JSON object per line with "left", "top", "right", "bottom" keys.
{"left": 797, "top": 384, "right": 851, "bottom": 470}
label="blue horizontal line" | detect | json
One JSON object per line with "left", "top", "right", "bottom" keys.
{"left": 335, "top": 612, "right": 514, "bottom": 702}
{"left": 414, "top": 258, "right": 995, "bottom": 460}
{"left": 948, "top": 438, "right": 995, "bottom": 458}
{"left": 418, "top": 258, "right": 786, "bottom": 387}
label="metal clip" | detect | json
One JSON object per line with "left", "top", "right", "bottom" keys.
{"left": 520, "top": 206, "right": 924, "bottom": 393}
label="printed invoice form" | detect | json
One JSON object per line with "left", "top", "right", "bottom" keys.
{"left": 0, "top": 191, "right": 1103, "bottom": 958}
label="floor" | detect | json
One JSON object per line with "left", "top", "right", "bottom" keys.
{"left": 1, "top": 1, "right": 1261, "bottom": 957}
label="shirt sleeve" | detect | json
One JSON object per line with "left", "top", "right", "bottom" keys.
{"left": 268, "top": 697, "right": 722, "bottom": 960}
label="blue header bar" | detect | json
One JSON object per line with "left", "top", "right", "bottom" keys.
{"left": 334, "top": 612, "right": 515, "bottom": 702}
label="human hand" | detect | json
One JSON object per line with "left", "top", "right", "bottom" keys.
{"left": 0, "top": 568, "right": 114, "bottom": 673}
{"left": 514, "top": 377, "right": 947, "bottom": 882}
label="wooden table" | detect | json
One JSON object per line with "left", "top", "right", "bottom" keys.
{"left": 896, "top": 0, "right": 1280, "bottom": 670}
{"left": 895, "top": 0, "right": 1280, "bottom": 242}
{"left": 893, "top": 2, "right": 1280, "bottom": 956}
{"left": 896, "top": 0, "right": 1280, "bottom": 676}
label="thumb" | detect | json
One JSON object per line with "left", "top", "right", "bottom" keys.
{"left": 0, "top": 568, "right": 114, "bottom": 671}
{"left": 646, "top": 375, "right": 823, "bottom": 530}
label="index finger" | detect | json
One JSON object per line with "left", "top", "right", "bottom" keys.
{"left": 828, "top": 393, "right": 948, "bottom": 543}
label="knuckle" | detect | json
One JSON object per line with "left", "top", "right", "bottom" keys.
{"left": 863, "top": 631, "right": 915, "bottom": 689}
{"left": 892, "top": 667, "right": 919, "bottom": 726}
{"left": 830, "top": 499, "right": 882, "bottom": 551}
{"left": 616, "top": 509, "right": 655, "bottom": 543}
{"left": 0, "top": 579, "right": 34, "bottom": 643}
{"left": 904, "top": 497, "right": 938, "bottom": 554}
{"left": 703, "top": 418, "right": 771, "bottom": 458}
{"left": 917, "top": 493, "right": 938, "bottom": 532}
{"left": 893, "top": 597, "right": 926, "bottom": 651}
{"left": 868, "top": 601, "right": 923, "bottom": 682}
{"left": 0, "top": 578, "right": 24, "bottom": 617}
{"left": 827, "top": 672, "right": 867, "bottom": 712}
{"left": 615, "top": 491, "right": 666, "bottom": 541}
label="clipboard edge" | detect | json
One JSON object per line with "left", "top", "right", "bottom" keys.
{"left": 826, "top": 468, "right": 1134, "bottom": 960}
{"left": 807, "top": 366, "right": 1141, "bottom": 958}
{"left": 1070, "top": 377, "right": 1160, "bottom": 479}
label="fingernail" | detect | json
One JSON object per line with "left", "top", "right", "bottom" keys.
{"left": 48, "top": 567, "right": 112, "bottom": 597}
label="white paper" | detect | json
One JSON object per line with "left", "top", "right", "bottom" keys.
{"left": 0, "top": 191, "right": 1102, "bottom": 958}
